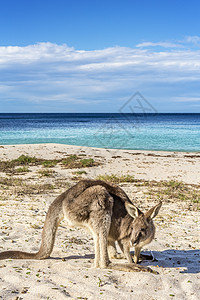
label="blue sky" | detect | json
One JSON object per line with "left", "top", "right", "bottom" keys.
{"left": 0, "top": 0, "right": 200, "bottom": 113}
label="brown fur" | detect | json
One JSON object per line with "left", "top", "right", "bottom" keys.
{"left": 0, "top": 180, "right": 161, "bottom": 273}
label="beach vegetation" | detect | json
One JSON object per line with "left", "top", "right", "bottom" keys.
{"left": 42, "top": 160, "right": 59, "bottom": 168}
{"left": 0, "top": 155, "right": 61, "bottom": 173}
{"left": 61, "top": 154, "right": 79, "bottom": 167}
{"left": 0, "top": 176, "right": 54, "bottom": 195}
{"left": 97, "top": 174, "right": 135, "bottom": 183}
{"left": 73, "top": 170, "right": 87, "bottom": 175}
{"left": 71, "top": 175, "right": 84, "bottom": 181}
{"left": 53, "top": 179, "right": 71, "bottom": 189}
{"left": 144, "top": 180, "right": 200, "bottom": 206}
{"left": 0, "top": 154, "right": 99, "bottom": 174}
{"left": 13, "top": 155, "right": 39, "bottom": 164}
{"left": 30, "top": 224, "right": 41, "bottom": 229}
{"left": 62, "top": 155, "right": 97, "bottom": 168}
{"left": 15, "top": 166, "right": 30, "bottom": 173}
{"left": 0, "top": 155, "right": 42, "bottom": 173}
{"left": 38, "top": 169, "right": 55, "bottom": 177}
{"left": 95, "top": 175, "right": 199, "bottom": 208}
{"left": 80, "top": 158, "right": 95, "bottom": 167}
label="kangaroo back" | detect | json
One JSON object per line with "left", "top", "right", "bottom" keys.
{"left": 64, "top": 179, "right": 130, "bottom": 204}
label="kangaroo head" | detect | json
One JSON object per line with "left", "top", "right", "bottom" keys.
{"left": 125, "top": 202, "right": 162, "bottom": 248}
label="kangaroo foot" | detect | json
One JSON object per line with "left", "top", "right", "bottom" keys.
{"left": 107, "top": 263, "right": 158, "bottom": 274}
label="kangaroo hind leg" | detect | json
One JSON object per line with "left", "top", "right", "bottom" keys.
{"left": 89, "top": 186, "right": 113, "bottom": 268}
{"left": 99, "top": 212, "right": 112, "bottom": 268}
{"left": 108, "top": 240, "right": 124, "bottom": 259}
{"left": 93, "top": 232, "right": 100, "bottom": 268}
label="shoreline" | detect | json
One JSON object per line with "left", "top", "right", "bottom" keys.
{"left": 1, "top": 142, "right": 200, "bottom": 154}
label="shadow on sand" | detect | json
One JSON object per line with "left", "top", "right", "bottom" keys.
{"left": 52, "top": 249, "right": 200, "bottom": 274}
{"left": 138, "top": 249, "right": 200, "bottom": 274}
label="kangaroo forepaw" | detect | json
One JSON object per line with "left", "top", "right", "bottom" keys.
{"left": 139, "top": 253, "right": 154, "bottom": 261}
{"left": 110, "top": 253, "right": 124, "bottom": 259}
{"left": 131, "top": 253, "right": 154, "bottom": 263}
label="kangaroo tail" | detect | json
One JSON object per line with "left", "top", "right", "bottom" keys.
{"left": 0, "top": 193, "right": 64, "bottom": 260}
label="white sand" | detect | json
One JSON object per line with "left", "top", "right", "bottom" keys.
{"left": 0, "top": 144, "right": 199, "bottom": 300}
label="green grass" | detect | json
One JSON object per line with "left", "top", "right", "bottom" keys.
{"left": 38, "top": 169, "right": 55, "bottom": 177}
{"left": 0, "top": 154, "right": 99, "bottom": 173}
{"left": 0, "top": 155, "right": 42, "bottom": 173}
{"left": 95, "top": 176, "right": 200, "bottom": 207}
{"left": 62, "top": 155, "right": 97, "bottom": 168}
{"left": 62, "top": 155, "right": 79, "bottom": 167}
{"left": 73, "top": 170, "right": 87, "bottom": 175}
{"left": 80, "top": 158, "right": 95, "bottom": 167}
{"left": 42, "top": 160, "right": 59, "bottom": 168}
{"left": 13, "top": 155, "right": 39, "bottom": 164}
{"left": 144, "top": 180, "right": 200, "bottom": 205}
{"left": 15, "top": 166, "right": 30, "bottom": 173}
{"left": 0, "top": 176, "right": 55, "bottom": 195}
{"left": 97, "top": 174, "right": 135, "bottom": 183}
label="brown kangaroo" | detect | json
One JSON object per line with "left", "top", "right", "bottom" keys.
{"left": 0, "top": 180, "right": 161, "bottom": 272}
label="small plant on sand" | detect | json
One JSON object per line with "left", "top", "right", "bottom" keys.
{"left": 15, "top": 166, "right": 30, "bottom": 173}
{"left": 30, "top": 224, "right": 41, "bottom": 229}
{"left": 0, "top": 154, "right": 99, "bottom": 174}
{"left": 13, "top": 155, "right": 39, "bottom": 165}
{"left": 62, "top": 155, "right": 79, "bottom": 167}
{"left": 0, "top": 155, "right": 62, "bottom": 174}
{"left": 0, "top": 176, "right": 55, "bottom": 194}
{"left": 97, "top": 174, "right": 135, "bottom": 183}
{"left": 73, "top": 170, "right": 87, "bottom": 175}
{"left": 80, "top": 158, "right": 95, "bottom": 167}
{"left": 145, "top": 179, "right": 200, "bottom": 208}
{"left": 62, "top": 155, "right": 97, "bottom": 168}
{"left": 162, "top": 180, "right": 185, "bottom": 190}
{"left": 42, "top": 160, "right": 59, "bottom": 168}
{"left": 0, "top": 155, "right": 43, "bottom": 173}
{"left": 38, "top": 169, "right": 55, "bottom": 177}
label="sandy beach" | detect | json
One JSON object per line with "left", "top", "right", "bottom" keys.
{"left": 0, "top": 144, "right": 199, "bottom": 300}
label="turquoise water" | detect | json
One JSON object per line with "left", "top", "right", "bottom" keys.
{"left": 0, "top": 113, "right": 200, "bottom": 152}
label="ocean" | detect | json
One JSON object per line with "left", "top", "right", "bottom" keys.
{"left": 0, "top": 113, "right": 200, "bottom": 152}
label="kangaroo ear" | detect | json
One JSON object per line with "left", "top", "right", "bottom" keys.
{"left": 145, "top": 202, "right": 162, "bottom": 219}
{"left": 125, "top": 202, "right": 143, "bottom": 218}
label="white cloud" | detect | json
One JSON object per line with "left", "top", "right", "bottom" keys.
{"left": 136, "top": 41, "right": 183, "bottom": 48}
{"left": 0, "top": 42, "right": 200, "bottom": 111}
{"left": 184, "top": 35, "right": 200, "bottom": 44}
{"left": 1, "top": 42, "right": 200, "bottom": 73}
{"left": 136, "top": 36, "right": 200, "bottom": 49}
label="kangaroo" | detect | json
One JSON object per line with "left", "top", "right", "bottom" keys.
{"left": 0, "top": 179, "right": 161, "bottom": 272}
